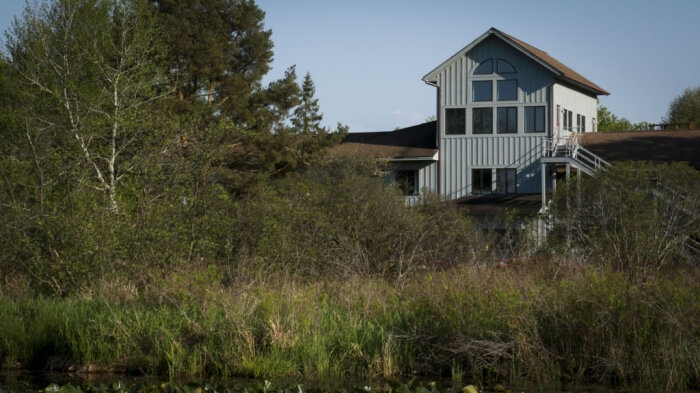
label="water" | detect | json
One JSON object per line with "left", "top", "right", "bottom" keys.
{"left": 0, "top": 371, "right": 623, "bottom": 393}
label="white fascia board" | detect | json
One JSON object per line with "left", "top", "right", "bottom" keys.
{"left": 422, "top": 30, "right": 492, "bottom": 83}
{"left": 422, "top": 28, "right": 562, "bottom": 83}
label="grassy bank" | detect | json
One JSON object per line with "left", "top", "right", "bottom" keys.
{"left": 1, "top": 264, "right": 698, "bottom": 391}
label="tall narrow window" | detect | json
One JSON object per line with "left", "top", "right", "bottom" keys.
{"left": 472, "top": 81, "right": 492, "bottom": 101}
{"left": 496, "top": 168, "right": 516, "bottom": 193}
{"left": 525, "top": 106, "right": 545, "bottom": 133}
{"left": 562, "top": 109, "right": 573, "bottom": 132}
{"left": 497, "top": 80, "right": 518, "bottom": 101}
{"left": 497, "top": 58, "right": 516, "bottom": 74}
{"left": 581, "top": 115, "right": 586, "bottom": 132}
{"left": 497, "top": 107, "right": 517, "bottom": 134}
{"left": 576, "top": 114, "right": 581, "bottom": 132}
{"left": 445, "top": 108, "right": 466, "bottom": 135}
{"left": 395, "top": 170, "right": 416, "bottom": 196}
{"left": 472, "top": 169, "right": 492, "bottom": 194}
{"left": 472, "top": 107, "right": 493, "bottom": 134}
{"left": 473, "top": 59, "right": 493, "bottom": 74}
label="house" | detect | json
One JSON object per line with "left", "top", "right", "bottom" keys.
{"left": 335, "top": 27, "right": 700, "bottom": 215}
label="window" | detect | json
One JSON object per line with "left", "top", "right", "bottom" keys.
{"left": 562, "top": 109, "right": 573, "bottom": 132}
{"left": 472, "top": 107, "right": 493, "bottom": 134}
{"left": 576, "top": 114, "right": 581, "bottom": 132}
{"left": 395, "top": 170, "right": 416, "bottom": 196}
{"left": 497, "top": 168, "right": 516, "bottom": 193}
{"left": 497, "top": 58, "right": 516, "bottom": 74}
{"left": 525, "top": 106, "right": 545, "bottom": 133}
{"left": 472, "top": 169, "right": 492, "bottom": 194}
{"left": 497, "top": 80, "right": 517, "bottom": 101}
{"left": 582, "top": 115, "right": 586, "bottom": 132}
{"left": 473, "top": 59, "right": 493, "bottom": 74}
{"left": 445, "top": 108, "right": 466, "bottom": 135}
{"left": 472, "top": 80, "right": 492, "bottom": 101}
{"left": 497, "top": 107, "right": 517, "bottom": 134}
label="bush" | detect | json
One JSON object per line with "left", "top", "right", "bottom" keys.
{"left": 547, "top": 161, "right": 699, "bottom": 276}
{"left": 228, "top": 158, "right": 477, "bottom": 281}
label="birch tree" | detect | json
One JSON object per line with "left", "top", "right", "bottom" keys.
{"left": 6, "top": 0, "right": 165, "bottom": 213}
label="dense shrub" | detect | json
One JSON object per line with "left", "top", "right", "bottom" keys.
{"left": 228, "top": 158, "right": 477, "bottom": 281}
{"left": 547, "top": 161, "right": 699, "bottom": 276}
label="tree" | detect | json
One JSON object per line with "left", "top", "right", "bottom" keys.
{"left": 597, "top": 104, "right": 649, "bottom": 132}
{"left": 153, "top": 0, "right": 301, "bottom": 132}
{"left": 6, "top": 0, "right": 165, "bottom": 213}
{"left": 291, "top": 72, "right": 324, "bottom": 133}
{"left": 665, "top": 86, "right": 700, "bottom": 128}
{"left": 153, "top": 0, "right": 272, "bottom": 103}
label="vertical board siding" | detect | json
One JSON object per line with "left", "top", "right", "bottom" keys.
{"left": 552, "top": 83, "right": 598, "bottom": 138}
{"left": 441, "top": 136, "right": 546, "bottom": 198}
{"left": 434, "top": 35, "right": 557, "bottom": 200}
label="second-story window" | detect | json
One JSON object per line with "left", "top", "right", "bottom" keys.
{"left": 577, "top": 114, "right": 586, "bottom": 132}
{"left": 445, "top": 108, "right": 466, "bottom": 135}
{"left": 472, "top": 80, "right": 492, "bottom": 101}
{"left": 473, "top": 108, "right": 493, "bottom": 134}
{"left": 563, "top": 109, "right": 573, "bottom": 132}
{"left": 525, "top": 106, "right": 545, "bottom": 133}
{"left": 497, "top": 80, "right": 518, "bottom": 101}
{"left": 497, "top": 107, "right": 517, "bottom": 134}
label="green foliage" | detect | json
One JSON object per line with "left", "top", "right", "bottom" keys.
{"left": 153, "top": 0, "right": 302, "bottom": 133}
{"left": 227, "top": 158, "right": 476, "bottom": 280}
{"left": 548, "top": 161, "right": 699, "bottom": 276}
{"left": 154, "top": 0, "right": 273, "bottom": 105}
{"left": 597, "top": 104, "right": 649, "bottom": 132}
{"left": 665, "top": 86, "right": 700, "bottom": 128}
{"left": 1, "top": 268, "right": 698, "bottom": 390}
{"left": 291, "top": 72, "right": 324, "bottom": 134}
{"left": 5, "top": 0, "right": 167, "bottom": 213}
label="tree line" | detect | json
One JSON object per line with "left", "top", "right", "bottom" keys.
{"left": 0, "top": 0, "right": 356, "bottom": 293}
{"left": 597, "top": 87, "right": 700, "bottom": 131}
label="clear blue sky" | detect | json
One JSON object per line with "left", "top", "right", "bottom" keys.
{"left": 2, "top": 0, "right": 699, "bottom": 132}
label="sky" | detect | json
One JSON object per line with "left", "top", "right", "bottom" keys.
{"left": 1, "top": 0, "right": 699, "bottom": 132}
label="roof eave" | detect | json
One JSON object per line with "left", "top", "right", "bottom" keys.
{"left": 557, "top": 76, "right": 610, "bottom": 96}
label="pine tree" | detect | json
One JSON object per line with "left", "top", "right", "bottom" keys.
{"left": 292, "top": 72, "right": 324, "bottom": 133}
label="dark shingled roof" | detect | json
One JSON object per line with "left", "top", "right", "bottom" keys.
{"left": 332, "top": 121, "right": 438, "bottom": 159}
{"left": 581, "top": 130, "right": 700, "bottom": 170}
{"left": 456, "top": 194, "right": 542, "bottom": 215}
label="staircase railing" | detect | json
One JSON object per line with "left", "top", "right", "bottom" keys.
{"left": 545, "top": 132, "right": 610, "bottom": 174}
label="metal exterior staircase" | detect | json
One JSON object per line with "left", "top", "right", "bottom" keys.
{"left": 542, "top": 132, "right": 610, "bottom": 176}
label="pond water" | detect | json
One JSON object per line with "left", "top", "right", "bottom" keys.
{"left": 0, "top": 371, "right": 622, "bottom": 393}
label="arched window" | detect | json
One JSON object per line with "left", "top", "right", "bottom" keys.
{"left": 473, "top": 59, "right": 493, "bottom": 74}
{"left": 497, "top": 58, "right": 516, "bottom": 74}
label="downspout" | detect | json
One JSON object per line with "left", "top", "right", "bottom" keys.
{"left": 424, "top": 79, "right": 441, "bottom": 197}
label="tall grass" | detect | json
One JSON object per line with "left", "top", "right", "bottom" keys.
{"left": 1, "top": 263, "right": 698, "bottom": 391}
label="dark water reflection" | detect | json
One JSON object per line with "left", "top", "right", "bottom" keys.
{"left": 0, "top": 371, "right": 621, "bottom": 393}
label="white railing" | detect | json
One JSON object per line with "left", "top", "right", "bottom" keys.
{"left": 545, "top": 132, "right": 610, "bottom": 174}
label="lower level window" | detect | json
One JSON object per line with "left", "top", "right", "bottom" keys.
{"left": 395, "top": 170, "right": 417, "bottom": 196}
{"left": 496, "top": 168, "right": 516, "bottom": 193}
{"left": 472, "top": 168, "right": 492, "bottom": 194}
